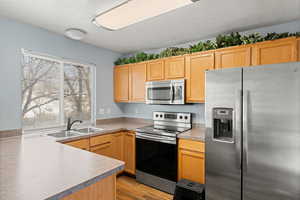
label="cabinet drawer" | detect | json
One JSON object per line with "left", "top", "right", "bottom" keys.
{"left": 64, "top": 138, "right": 90, "bottom": 150}
{"left": 179, "top": 139, "right": 205, "bottom": 153}
{"left": 90, "top": 134, "right": 112, "bottom": 147}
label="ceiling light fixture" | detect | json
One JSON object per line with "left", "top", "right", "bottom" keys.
{"left": 64, "top": 28, "right": 87, "bottom": 40}
{"left": 92, "top": 0, "right": 199, "bottom": 31}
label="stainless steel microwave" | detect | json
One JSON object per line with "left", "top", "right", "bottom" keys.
{"left": 145, "top": 79, "right": 185, "bottom": 104}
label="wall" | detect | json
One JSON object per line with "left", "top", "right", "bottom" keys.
{"left": 0, "top": 17, "right": 123, "bottom": 131}
{"left": 120, "top": 20, "right": 300, "bottom": 124}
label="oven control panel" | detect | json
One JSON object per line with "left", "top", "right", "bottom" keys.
{"left": 153, "top": 111, "right": 191, "bottom": 123}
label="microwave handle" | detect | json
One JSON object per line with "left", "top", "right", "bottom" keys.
{"left": 171, "top": 84, "right": 174, "bottom": 103}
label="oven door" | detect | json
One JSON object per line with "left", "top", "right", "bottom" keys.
{"left": 136, "top": 132, "right": 177, "bottom": 182}
{"left": 145, "top": 80, "right": 185, "bottom": 104}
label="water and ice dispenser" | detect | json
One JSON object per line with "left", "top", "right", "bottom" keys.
{"left": 213, "top": 108, "right": 234, "bottom": 143}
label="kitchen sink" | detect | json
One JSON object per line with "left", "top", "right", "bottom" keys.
{"left": 74, "top": 127, "right": 104, "bottom": 134}
{"left": 47, "top": 131, "right": 82, "bottom": 138}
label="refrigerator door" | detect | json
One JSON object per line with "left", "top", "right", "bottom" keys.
{"left": 205, "top": 68, "right": 242, "bottom": 200}
{"left": 243, "top": 62, "right": 300, "bottom": 200}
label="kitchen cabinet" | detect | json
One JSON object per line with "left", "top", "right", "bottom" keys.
{"left": 90, "top": 134, "right": 113, "bottom": 158}
{"left": 298, "top": 38, "right": 300, "bottom": 61}
{"left": 130, "top": 63, "right": 146, "bottom": 102}
{"left": 64, "top": 138, "right": 90, "bottom": 151}
{"left": 215, "top": 45, "right": 251, "bottom": 69}
{"left": 147, "top": 60, "right": 165, "bottom": 81}
{"left": 123, "top": 131, "right": 136, "bottom": 174}
{"left": 252, "top": 37, "right": 298, "bottom": 66}
{"left": 111, "top": 132, "right": 124, "bottom": 161}
{"left": 185, "top": 52, "right": 215, "bottom": 103}
{"left": 114, "top": 65, "right": 129, "bottom": 102}
{"left": 62, "top": 174, "right": 116, "bottom": 200}
{"left": 178, "top": 139, "right": 205, "bottom": 184}
{"left": 164, "top": 56, "right": 185, "bottom": 79}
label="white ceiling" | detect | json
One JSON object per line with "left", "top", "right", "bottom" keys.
{"left": 1, "top": 0, "right": 300, "bottom": 53}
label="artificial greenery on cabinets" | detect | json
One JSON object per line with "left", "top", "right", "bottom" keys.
{"left": 114, "top": 31, "right": 300, "bottom": 65}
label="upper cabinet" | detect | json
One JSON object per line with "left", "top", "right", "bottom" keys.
{"left": 147, "top": 60, "right": 165, "bottom": 81}
{"left": 298, "top": 38, "right": 300, "bottom": 61}
{"left": 215, "top": 45, "right": 251, "bottom": 69}
{"left": 185, "top": 52, "right": 214, "bottom": 103}
{"left": 130, "top": 63, "right": 146, "bottom": 102}
{"left": 252, "top": 37, "right": 298, "bottom": 66}
{"left": 164, "top": 56, "right": 185, "bottom": 79}
{"left": 114, "top": 65, "right": 129, "bottom": 102}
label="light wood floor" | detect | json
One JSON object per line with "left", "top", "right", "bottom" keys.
{"left": 116, "top": 175, "right": 173, "bottom": 200}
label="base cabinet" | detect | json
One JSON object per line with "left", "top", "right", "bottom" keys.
{"left": 123, "top": 131, "right": 136, "bottom": 175}
{"left": 178, "top": 139, "right": 205, "bottom": 184}
{"left": 62, "top": 174, "right": 116, "bottom": 200}
{"left": 64, "top": 138, "right": 90, "bottom": 151}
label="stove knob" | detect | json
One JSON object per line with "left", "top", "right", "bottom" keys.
{"left": 184, "top": 116, "right": 188, "bottom": 120}
{"left": 160, "top": 114, "right": 163, "bottom": 118}
{"left": 155, "top": 114, "right": 159, "bottom": 118}
{"left": 179, "top": 116, "right": 183, "bottom": 119}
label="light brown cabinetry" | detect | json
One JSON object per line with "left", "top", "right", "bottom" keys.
{"left": 111, "top": 132, "right": 124, "bottom": 161}
{"left": 178, "top": 139, "right": 205, "bottom": 184}
{"left": 114, "top": 65, "right": 129, "bottom": 102}
{"left": 185, "top": 52, "right": 215, "bottom": 103}
{"left": 123, "top": 131, "right": 136, "bottom": 174}
{"left": 62, "top": 174, "right": 116, "bottom": 200}
{"left": 164, "top": 56, "right": 185, "bottom": 79}
{"left": 215, "top": 45, "right": 251, "bottom": 69}
{"left": 90, "top": 135, "right": 113, "bottom": 158}
{"left": 147, "top": 60, "right": 165, "bottom": 81}
{"left": 297, "top": 38, "right": 300, "bottom": 61}
{"left": 252, "top": 37, "right": 298, "bottom": 66}
{"left": 64, "top": 138, "right": 90, "bottom": 151}
{"left": 130, "top": 63, "right": 146, "bottom": 102}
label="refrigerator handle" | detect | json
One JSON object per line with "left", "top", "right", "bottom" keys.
{"left": 243, "top": 90, "right": 249, "bottom": 172}
{"left": 235, "top": 89, "right": 242, "bottom": 169}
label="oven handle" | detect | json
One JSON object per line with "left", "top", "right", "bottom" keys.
{"left": 136, "top": 132, "right": 176, "bottom": 145}
{"left": 170, "top": 84, "right": 174, "bottom": 103}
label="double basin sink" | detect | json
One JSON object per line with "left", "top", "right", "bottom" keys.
{"left": 47, "top": 127, "right": 104, "bottom": 138}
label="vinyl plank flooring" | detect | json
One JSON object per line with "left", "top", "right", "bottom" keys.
{"left": 116, "top": 175, "right": 173, "bottom": 200}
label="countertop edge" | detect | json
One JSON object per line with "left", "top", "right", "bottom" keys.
{"left": 46, "top": 164, "right": 124, "bottom": 200}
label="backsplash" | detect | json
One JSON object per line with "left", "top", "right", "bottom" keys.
{"left": 119, "top": 103, "right": 205, "bottom": 124}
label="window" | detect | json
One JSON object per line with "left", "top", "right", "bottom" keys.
{"left": 22, "top": 51, "right": 95, "bottom": 130}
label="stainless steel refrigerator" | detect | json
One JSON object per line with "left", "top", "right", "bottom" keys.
{"left": 205, "top": 62, "right": 300, "bottom": 200}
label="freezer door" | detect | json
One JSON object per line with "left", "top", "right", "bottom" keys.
{"left": 243, "top": 62, "right": 300, "bottom": 200}
{"left": 205, "top": 68, "right": 242, "bottom": 200}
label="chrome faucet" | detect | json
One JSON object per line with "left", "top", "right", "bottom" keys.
{"left": 66, "top": 117, "right": 83, "bottom": 131}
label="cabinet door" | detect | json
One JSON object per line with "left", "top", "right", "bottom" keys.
{"left": 185, "top": 52, "right": 214, "bottom": 103}
{"left": 90, "top": 142, "right": 113, "bottom": 158}
{"left": 178, "top": 139, "right": 205, "bottom": 184}
{"left": 114, "top": 65, "right": 129, "bottom": 102}
{"left": 298, "top": 38, "right": 300, "bottom": 61}
{"left": 215, "top": 46, "right": 251, "bottom": 69}
{"left": 165, "top": 56, "right": 185, "bottom": 79}
{"left": 111, "top": 132, "right": 124, "bottom": 161}
{"left": 147, "top": 60, "right": 164, "bottom": 81}
{"left": 252, "top": 37, "right": 298, "bottom": 66}
{"left": 64, "top": 138, "right": 90, "bottom": 151}
{"left": 123, "top": 131, "right": 136, "bottom": 174}
{"left": 130, "top": 63, "right": 146, "bottom": 102}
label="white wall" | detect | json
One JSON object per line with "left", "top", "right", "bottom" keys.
{"left": 0, "top": 17, "right": 123, "bottom": 130}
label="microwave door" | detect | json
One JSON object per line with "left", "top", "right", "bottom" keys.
{"left": 146, "top": 86, "right": 172, "bottom": 104}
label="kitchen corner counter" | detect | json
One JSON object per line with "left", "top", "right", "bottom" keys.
{"left": 178, "top": 123, "right": 206, "bottom": 142}
{"left": 0, "top": 134, "right": 124, "bottom": 200}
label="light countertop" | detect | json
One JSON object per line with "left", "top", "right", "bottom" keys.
{"left": 0, "top": 134, "right": 124, "bottom": 200}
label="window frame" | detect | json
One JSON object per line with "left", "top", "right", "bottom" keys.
{"left": 21, "top": 49, "right": 96, "bottom": 131}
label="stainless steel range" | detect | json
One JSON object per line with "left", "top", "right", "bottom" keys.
{"left": 136, "top": 111, "right": 192, "bottom": 194}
